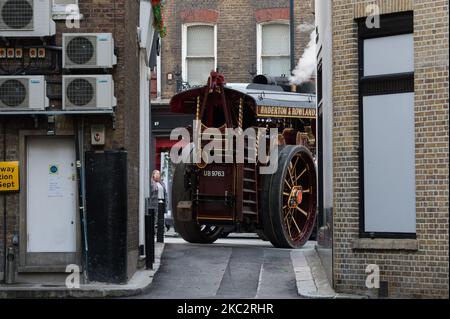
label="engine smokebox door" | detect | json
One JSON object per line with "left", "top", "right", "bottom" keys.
{"left": 177, "top": 201, "right": 193, "bottom": 222}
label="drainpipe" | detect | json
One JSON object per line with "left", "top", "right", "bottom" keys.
{"left": 290, "top": 0, "right": 296, "bottom": 72}
{"left": 74, "top": 117, "right": 88, "bottom": 282}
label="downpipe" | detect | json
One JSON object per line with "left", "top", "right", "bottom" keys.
{"left": 74, "top": 117, "right": 89, "bottom": 283}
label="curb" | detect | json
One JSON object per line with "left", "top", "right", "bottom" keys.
{"left": 0, "top": 243, "right": 165, "bottom": 299}
{"left": 291, "top": 248, "right": 368, "bottom": 299}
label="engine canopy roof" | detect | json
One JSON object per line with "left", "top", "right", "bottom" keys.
{"left": 170, "top": 83, "right": 316, "bottom": 119}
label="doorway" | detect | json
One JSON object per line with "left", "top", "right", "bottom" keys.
{"left": 23, "top": 136, "right": 79, "bottom": 268}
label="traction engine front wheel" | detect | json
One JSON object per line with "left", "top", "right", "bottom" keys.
{"left": 260, "top": 145, "right": 317, "bottom": 248}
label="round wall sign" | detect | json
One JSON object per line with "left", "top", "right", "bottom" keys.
{"left": 50, "top": 165, "right": 59, "bottom": 174}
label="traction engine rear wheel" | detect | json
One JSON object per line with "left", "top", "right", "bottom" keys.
{"left": 263, "top": 145, "right": 317, "bottom": 248}
{"left": 172, "top": 160, "right": 223, "bottom": 244}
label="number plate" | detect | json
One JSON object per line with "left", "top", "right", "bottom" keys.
{"left": 202, "top": 170, "right": 225, "bottom": 177}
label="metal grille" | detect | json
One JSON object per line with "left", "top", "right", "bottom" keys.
{"left": 66, "top": 36, "right": 96, "bottom": 66}
{"left": 0, "top": 79, "right": 27, "bottom": 107}
{"left": 0, "top": 0, "right": 33, "bottom": 30}
{"left": 66, "top": 79, "right": 95, "bottom": 107}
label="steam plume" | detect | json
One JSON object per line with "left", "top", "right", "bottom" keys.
{"left": 290, "top": 30, "right": 317, "bottom": 85}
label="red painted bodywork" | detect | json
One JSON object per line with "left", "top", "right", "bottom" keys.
{"left": 170, "top": 72, "right": 316, "bottom": 226}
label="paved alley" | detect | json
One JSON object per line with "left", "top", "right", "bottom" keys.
{"left": 133, "top": 237, "right": 306, "bottom": 299}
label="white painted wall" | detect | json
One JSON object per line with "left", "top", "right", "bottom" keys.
{"left": 138, "top": 52, "right": 151, "bottom": 250}
{"left": 139, "top": 0, "right": 155, "bottom": 64}
{"left": 139, "top": 0, "right": 154, "bottom": 250}
{"left": 315, "top": 0, "right": 333, "bottom": 211}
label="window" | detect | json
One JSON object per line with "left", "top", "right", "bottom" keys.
{"left": 363, "top": 34, "right": 414, "bottom": 76}
{"left": 358, "top": 12, "right": 416, "bottom": 238}
{"left": 182, "top": 24, "right": 217, "bottom": 86}
{"left": 257, "top": 22, "right": 290, "bottom": 76}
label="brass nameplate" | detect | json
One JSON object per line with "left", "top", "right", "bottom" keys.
{"left": 257, "top": 106, "right": 316, "bottom": 119}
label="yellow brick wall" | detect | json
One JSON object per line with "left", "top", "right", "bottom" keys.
{"left": 332, "top": 0, "right": 449, "bottom": 298}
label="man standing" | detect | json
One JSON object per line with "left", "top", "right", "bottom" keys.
{"left": 151, "top": 170, "right": 167, "bottom": 243}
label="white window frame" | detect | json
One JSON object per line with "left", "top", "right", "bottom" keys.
{"left": 256, "top": 21, "right": 290, "bottom": 75}
{"left": 52, "top": 0, "right": 82, "bottom": 20}
{"left": 182, "top": 23, "right": 217, "bottom": 84}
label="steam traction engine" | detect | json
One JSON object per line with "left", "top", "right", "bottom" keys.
{"left": 170, "top": 72, "right": 317, "bottom": 248}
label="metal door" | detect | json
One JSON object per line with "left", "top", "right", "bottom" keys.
{"left": 26, "top": 136, "right": 78, "bottom": 266}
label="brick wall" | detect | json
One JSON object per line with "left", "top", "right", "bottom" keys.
{"left": 332, "top": 0, "right": 449, "bottom": 298}
{"left": 0, "top": 118, "right": 32, "bottom": 280}
{"left": 0, "top": 0, "right": 141, "bottom": 281}
{"left": 62, "top": 0, "right": 141, "bottom": 279}
{"left": 160, "top": 0, "right": 315, "bottom": 99}
{"left": 121, "top": 0, "right": 140, "bottom": 277}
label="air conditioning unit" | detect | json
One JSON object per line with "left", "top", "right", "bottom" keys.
{"left": 0, "top": 76, "right": 47, "bottom": 111}
{"left": 63, "top": 75, "right": 116, "bottom": 110}
{"left": 63, "top": 33, "right": 117, "bottom": 69}
{"left": 0, "top": 0, "right": 56, "bottom": 37}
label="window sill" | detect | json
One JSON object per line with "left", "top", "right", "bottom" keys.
{"left": 352, "top": 238, "right": 418, "bottom": 251}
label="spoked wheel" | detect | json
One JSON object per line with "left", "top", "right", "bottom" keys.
{"left": 262, "top": 145, "right": 317, "bottom": 248}
{"left": 172, "top": 158, "right": 224, "bottom": 244}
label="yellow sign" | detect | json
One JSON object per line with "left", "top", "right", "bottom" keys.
{"left": 257, "top": 106, "right": 317, "bottom": 119}
{"left": 0, "top": 161, "right": 19, "bottom": 192}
